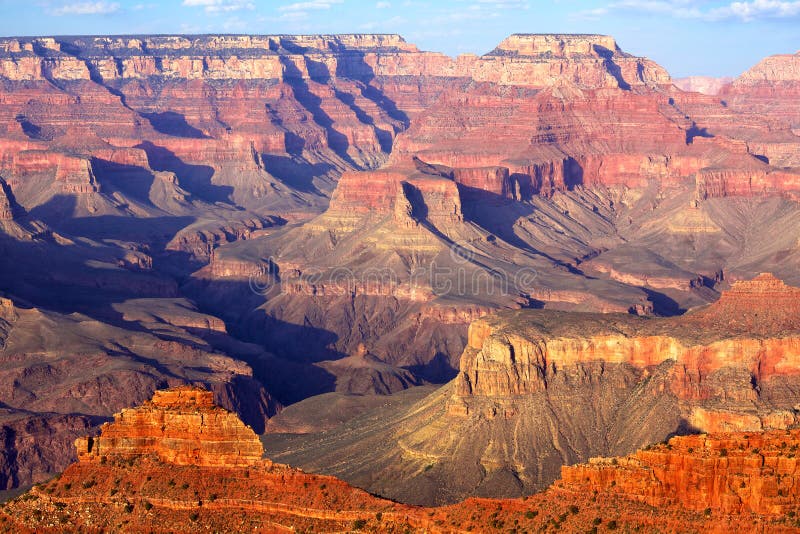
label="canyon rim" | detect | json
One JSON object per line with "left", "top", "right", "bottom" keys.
{"left": 0, "top": 7, "right": 799, "bottom": 532}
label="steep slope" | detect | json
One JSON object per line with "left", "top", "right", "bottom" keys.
{"left": 4, "top": 386, "right": 800, "bottom": 533}
{"left": 263, "top": 274, "right": 800, "bottom": 505}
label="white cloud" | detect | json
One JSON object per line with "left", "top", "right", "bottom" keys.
{"left": 471, "top": 0, "right": 528, "bottom": 7}
{"left": 49, "top": 1, "right": 120, "bottom": 15}
{"left": 276, "top": 10, "right": 310, "bottom": 20}
{"left": 360, "top": 15, "right": 406, "bottom": 29}
{"left": 278, "top": 0, "right": 344, "bottom": 11}
{"left": 376, "top": 1, "right": 391, "bottom": 7}
{"left": 182, "top": 0, "right": 254, "bottom": 13}
{"left": 708, "top": 0, "right": 800, "bottom": 21}
{"left": 578, "top": 0, "right": 800, "bottom": 21}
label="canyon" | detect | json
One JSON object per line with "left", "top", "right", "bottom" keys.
{"left": 263, "top": 274, "right": 800, "bottom": 505}
{"left": 0, "top": 30, "right": 799, "bottom": 507}
{"left": 3, "top": 385, "right": 800, "bottom": 533}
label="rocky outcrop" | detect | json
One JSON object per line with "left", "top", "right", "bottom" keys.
{"left": 0, "top": 178, "right": 22, "bottom": 220}
{"left": 75, "top": 386, "right": 263, "bottom": 468}
{"left": 561, "top": 428, "right": 800, "bottom": 515}
{"left": 6, "top": 387, "right": 800, "bottom": 533}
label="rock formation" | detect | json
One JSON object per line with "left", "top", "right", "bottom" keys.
{"left": 722, "top": 51, "right": 800, "bottom": 131}
{"left": 3, "top": 31, "right": 800, "bottom": 503}
{"left": 75, "top": 386, "right": 264, "bottom": 468}
{"left": 4, "top": 387, "right": 800, "bottom": 533}
{"left": 262, "top": 275, "right": 800, "bottom": 505}
{"left": 186, "top": 33, "right": 800, "bottom": 389}
{"left": 0, "top": 178, "right": 22, "bottom": 220}
{"left": 560, "top": 428, "right": 800, "bottom": 516}
{"left": 0, "top": 296, "right": 278, "bottom": 490}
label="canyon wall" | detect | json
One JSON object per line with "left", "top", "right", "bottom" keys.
{"left": 5, "top": 386, "right": 800, "bottom": 532}
{"left": 262, "top": 275, "right": 800, "bottom": 506}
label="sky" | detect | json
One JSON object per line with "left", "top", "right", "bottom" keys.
{"left": 0, "top": 0, "right": 798, "bottom": 77}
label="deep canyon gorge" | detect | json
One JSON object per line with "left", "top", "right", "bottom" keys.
{"left": 0, "top": 30, "right": 799, "bottom": 531}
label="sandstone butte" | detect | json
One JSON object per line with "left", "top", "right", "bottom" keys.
{"left": 3, "top": 384, "right": 800, "bottom": 533}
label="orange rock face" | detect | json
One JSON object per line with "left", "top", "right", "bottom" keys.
{"left": 5, "top": 387, "right": 800, "bottom": 533}
{"left": 75, "top": 386, "right": 264, "bottom": 468}
{"left": 560, "top": 428, "right": 800, "bottom": 516}
{"left": 456, "top": 273, "right": 800, "bottom": 402}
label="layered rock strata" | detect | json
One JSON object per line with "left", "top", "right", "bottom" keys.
{"left": 75, "top": 386, "right": 264, "bottom": 468}
{"left": 5, "top": 387, "right": 800, "bottom": 532}
{"left": 560, "top": 428, "right": 800, "bottom": 516}
{"left": 261, "top": 275, "right": 800, "bottom": 505}
{"left": 722, "top": 51, "right": 800, "bottom": 130}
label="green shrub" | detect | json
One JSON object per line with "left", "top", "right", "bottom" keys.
{"left": 607, "top": 519, "right": 619, "bottom": 530}
{"left": 351, "top": 518, "right": 367, "bottom": 530}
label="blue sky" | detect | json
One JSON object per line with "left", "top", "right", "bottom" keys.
{"left": 1, "top": 0, "right": 798, "bottom": 77}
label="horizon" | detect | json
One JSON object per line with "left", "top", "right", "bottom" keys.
{"left": 0, "top": 1, "right": 798, "bottom": 78}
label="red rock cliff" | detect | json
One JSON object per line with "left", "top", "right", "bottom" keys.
{"left": 75, "top": 385, "right": 264, "bottom": 468}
